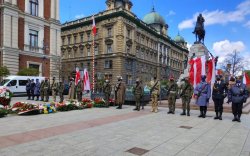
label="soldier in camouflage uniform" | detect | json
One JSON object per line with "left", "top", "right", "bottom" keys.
{"left": 167, "top": 77, "right": 178, "bottom": 114}
{"left": 43, "top": 78, "right": 50, "bottom": 102}
{"left": 133, "top": 78, "right": 144, "bottom": 111}
{"left": 180, "top": 77, "right": 194, "bottom": 116}
{"left": 103, "top": 79, "right": 112, "bottom": 107}
{"left": 51, "top": 77, "right": 58, "bottom": 102}
{"left": 149, "top": 77, "right": 160, "bottom": 113}
{"left": 58, "top": 81, "right": 65, "bottom": 103}
{"left": 76, "top": 80, "right": 83, "bottom": 102}
{"left": 40, "top": 80, "right": 45, "bottom": 101}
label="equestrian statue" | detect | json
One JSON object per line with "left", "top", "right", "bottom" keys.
{"left": 193, "top": 13, "right": 205, "bottom": 44}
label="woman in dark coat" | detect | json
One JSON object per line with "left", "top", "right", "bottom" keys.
{"left": 34, "top": 79, "right": 41, "bottom": 101}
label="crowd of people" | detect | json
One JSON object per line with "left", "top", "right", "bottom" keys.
{"left": 25, "top": 74, "right": 249, "bottom": 122}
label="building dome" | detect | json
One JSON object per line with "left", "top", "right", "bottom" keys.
{"left": 174, "top": 33, "right": 185, "bottom": 43}
{"left": 143, "top": 8, "right": 166, "bottom": 26}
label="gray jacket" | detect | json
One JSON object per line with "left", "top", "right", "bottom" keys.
{"left": 228, "top": 83, "right": 248, "bottom": 103}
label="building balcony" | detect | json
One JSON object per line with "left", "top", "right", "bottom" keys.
{"left": 24, "top": 45, "right": 44, "bottom": 54}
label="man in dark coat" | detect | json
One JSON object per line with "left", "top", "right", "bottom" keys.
{"left": 40, "top": 80, "right": 45, "bottom": 101}
{"left": 34, "top": 79, "right": 41, "bottom": 101}
{"left": 133, "top": 78, "right": 143, "bottom": 111}
{"left": 26, "top": 79, "right": 31, "bottom": 100}
{"left": 228, "top": 76, "right": 249, "bottom": 122}
{"left": 194, "top": 75, "right": 211, "bottom": 118}
{"left": 212, "top": 75, "right": 228, "bottom": 120}
{"left": 30, "top": 79, "right": 36, "bottom": 100}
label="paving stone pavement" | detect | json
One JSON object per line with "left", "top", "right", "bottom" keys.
{"left": 1, "top": 98, "right": 250, "bottom": 156}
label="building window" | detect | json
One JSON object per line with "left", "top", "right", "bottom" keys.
{"left": 126, "top": 60, "right": 132, "bottom": 70}
{"left": 80, "top": 49, "right": 84, "bottom": 57}
{"left": 30, "top": 0, "right": 38, "bottom": 16}
{"left": 136, "top": 49, "right": 139, "bottom": 57}
{"left": 95, "top": 46, "right": 98, "bottom": 55}
{"left": 127, "top": 45, "right": 131, "bottom": 53}
{"left": 74, "top": 36, "right": 77, "bottom": 44}
{"left": 141, "top": 37, "right": 144, "bottom": 44}
{"left": 87, "top": 48, "right": 91, "bottom": 56}
{"left": 87, "top": 33, "right": 91, "bottom": 41}
{"left": 107, "top": 44, "right": 112, "bottom": 53}
{"left": 29, "top": 30, "right": 38, "bottom": 48}
{"left": 126, "top": 75, "right": 132, "bottom": 85}
{"left": 107, "top": 28, "right": 112, "bottom": 37}
{"left": 62, "top": 37, "right": 65, "bottom": 45}
{"left": 29, "top": 63, "right": 40, "bottom": 76}
{"left": 127, "top": 29, "right": 131, "bottom": 38}
{"left": 80, "top": 34, "right": 84, "bottom": 42}
{"left": 67, "top": 36, "right": 71, "bottom": 45}
{"left": 104, "top": 60, "right": 113, "bottom": 69}
{"left": 87, "top": 62, "right": 90, "bottom": 71}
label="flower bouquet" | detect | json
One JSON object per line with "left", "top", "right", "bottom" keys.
{"left": 0, "top": 87, "right": 12, "bottom": 108}
{"left": 39, "top": 103, "right": 56, "bottom": 114}
{"left": 0, "top": 107, "right": 8, "bottom": 118}
{"left": 56, "top": 100, "right": 79, "bottom": 111}
{"left": 12, "top": 102, "right": 40, "bottom": 115}
{"left": 93, "top": 98, "right": 106, "bottom": 108}
{"left": 82, "top": 98, "right": 93, "bottom": 108}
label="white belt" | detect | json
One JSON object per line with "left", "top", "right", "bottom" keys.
{"left": 170, "top": 91, "right": 176, "bottom": 93}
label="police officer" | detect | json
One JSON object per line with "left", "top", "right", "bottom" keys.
{"left": 51, "top": 77, "right": 58, "bottom": 102}
{"left": 40, "top": 80, "right": 45, "bottom": 101}
{"left": 30, "top": 79, "right": 35, "bottom": 100}
{"left": 133, "top": 78, "right": 143, "bottom": 111}
{"left": 194, "top": 75, "right": 211, "bottom": 118}
{"left": 103, "top": 79, "right": 112, "bottom": 107}
{"left": 167, "top": 77, "right": 178, "bottom": 114}
{"left": 212, "top": 75, "right": 228, "bottom": 120}
{"left": 76, "top": 80, "right": 83, "bottom": 102}
{"left": 228, "top": 76, "right": 249, "bottom": 122}
{"left": 149, "top": 77, "right": 160, "bottom": 113}
{"left": 180, "top": 77, "right": 194, "bottom": 116}
{"left": 43, "top": 78, "right": 50, "bottom": 102}
{"left": 58, "top": 81, "right": 65, "bottom": 103}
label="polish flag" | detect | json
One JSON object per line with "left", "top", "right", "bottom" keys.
{"left": 83, "top": 69, "right": 91, "bottom": 91}
{"left": 243, "top": 72, "right": 250, "bottom": 85}
{"left": 75, "top": 67, "right": 81, "bottom": 85}
{"left": 189, "top": 56, "right": 206, "bottom": 88}
{"left": 207, "top": 58, "right": 216, "bottom": 84}
{"left": 92, "top": 16, "right": 97, "bottom": 36}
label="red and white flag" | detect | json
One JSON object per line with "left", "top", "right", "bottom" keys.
{"left": 92, "top": 16, "right": 97, "bottom": 36}
{"left": 243, "top": 72, "right": 250, "bottom": 85}
{"left": 189, "top": 56, "right": 206, "bottom": 88}
{"left": 207, "top": 58, "right": 216, "bottom": 84}
{"left": 83, "top": 69, "right": 91, "bottom": 91}
{"left": 75, "top": 67, "right": 81, "bottom": 85}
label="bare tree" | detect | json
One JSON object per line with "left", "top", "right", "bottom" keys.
{"left": 219, "top": 50, "right": 246, "bottom": 76}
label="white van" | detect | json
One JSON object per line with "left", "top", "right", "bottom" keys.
{"left": 0, "top": 76, "right": 45, "bottom": 96}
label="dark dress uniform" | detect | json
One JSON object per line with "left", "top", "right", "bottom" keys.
{"left": 228, "top": 81, "right": 249, "bottom": 122}
{"left": 212, "top": 78, "right": 227, "bottom": 120}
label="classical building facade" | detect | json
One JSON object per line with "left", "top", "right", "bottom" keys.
{"left": 0, "top": 0, "right": 61, "bottom": 79}
{"left": 61, "top": 0, "right": 188, "bottom": 85}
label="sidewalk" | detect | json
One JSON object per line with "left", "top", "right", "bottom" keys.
{"left": 0, "top": 104, "right": 250, "bottom": 156}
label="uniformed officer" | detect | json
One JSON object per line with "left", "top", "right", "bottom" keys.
{"left": 51, "top": 77, "right": 58, "bottom": 102}
{"left": 115, "top": 76, "right": 126, "bottom": 109}
{"left": 133, "top": 78, "right": 143, "bottom": 111}
{"left": 58, "top": 81, "right": 65, "bottom": 103}
{"left": 167, "top": 77, "right": 178, "bottom": 114}
{"left": 43, "top": 78, "right": 50, "bottom": 102}
{"left": 26, "top": 79, "right": 31, "bottom": 100}
{"left": 103, "top": 79, "right": 112, "bottom": 107}
{"left": 228, "top": 76, "right": 249, "bottom": 122}
{"left": 40, "top": 80, "right": 45, "bottom": 101}
{"left": 194, "top": 75, "right": 211, "bottom": 118}
{"left": 212, "top": 75, "right": 228, "bottom": 120}
{"left": 180, "top": 77, "right": 194, "bottom": 116}
{"left": 76, "top": 80, "right": 83, "bottom": 102}
{"left": 149, "top": 77, "right": 160, "bottom": 113}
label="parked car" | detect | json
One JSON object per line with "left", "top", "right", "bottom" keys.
{"left": 0, "top": 76, "right": 45, "bottom": 96}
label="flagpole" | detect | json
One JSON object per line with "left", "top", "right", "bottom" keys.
{"left": 92, "top": 34, "right": 95, "bottom": 93}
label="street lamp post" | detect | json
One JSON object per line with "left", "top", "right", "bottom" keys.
{"left": 42, "top": 40, "right": 49, "bottom": 77}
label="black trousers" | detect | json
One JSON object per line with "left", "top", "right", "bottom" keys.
{"left": 200, "top": 106, "right": 207, "bottom": 113}
{"left": 27, "top": 90, "right": 31, "bottom": 99}
{"left": 232, "top": 102, "right": 243, "bottom": 117}
{"left": 213, "top": 98, "right": 224, "bottom": 113}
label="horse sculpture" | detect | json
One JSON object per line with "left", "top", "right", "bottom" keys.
{"left": 193, "top": 14, "right": 205, "bottom": 44}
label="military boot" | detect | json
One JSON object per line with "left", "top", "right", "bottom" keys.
{"left": 187, "top": 110, "right": 190, "bottom": 116}
{"left": 198, "top": 107, "right": 203, "bottom": 117}
{"left": 219, "top": 112, "right": 222, "bottom": 120}
{"left": 203, "top": 108, "right": 207, "bottom": 118}
{"left": 214, "top": 112, "right": 219, "bottom": 120}
{"left": 237, "top": 114, "right": 241, "bottom": 122}
{"left": 232, "top": 115, "right": 238, "bottom": 122}
{"left": 180, "top": 110, "right": 186, "bottom": 116}
{"left": 133, "top": 106, "right": 138, "bottom": 111}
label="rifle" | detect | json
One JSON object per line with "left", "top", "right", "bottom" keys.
{"left": 150, "top": 80, "right": 159, "bottom": 94}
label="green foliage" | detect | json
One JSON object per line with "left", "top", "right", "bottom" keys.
{"left": 0, "top": 66, "right": 10, "bottom": 77}
{"left": 0, "top": 108, "right": 8, "bottom": 118}
{"left": 17, "top": 68, "right": 39, "bottom": 76}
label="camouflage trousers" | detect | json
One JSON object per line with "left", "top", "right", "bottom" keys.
{"left": 104, "top": 94, "right": 110, "bottom": 107}
{"left": 168, "top": 93, "right": 176, "bottom": 113}
{"left": 40, "top": 90, "right": 44, "bottom": 101}
{"left": 52, "top": 90, "right": 57, "bottom": 102}
{"left": 59, "top": 92, "right": 64, "bottom": 103}
{"left": 181, "top": 96, "right": 191, "bottom": 112}
{"left": 135, "top": 95, "right": 141, "bottom": 110}
{"left": 151, "top": 94, "right": 158, "bottom": 113}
